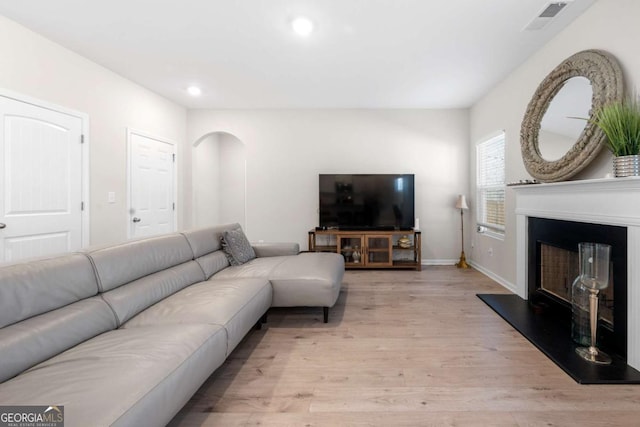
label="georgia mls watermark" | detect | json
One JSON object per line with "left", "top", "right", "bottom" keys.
{"left": 0, "top": 406, "right": 64, "bottom": 427}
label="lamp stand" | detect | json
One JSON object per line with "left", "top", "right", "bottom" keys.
{"left": 456, "top": 209, "right": 469, "bottom": 269}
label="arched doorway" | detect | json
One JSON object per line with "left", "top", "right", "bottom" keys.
{"left": 192, "top": 132, "right": 246, "bottom": 229}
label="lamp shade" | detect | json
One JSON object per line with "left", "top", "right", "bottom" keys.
{"left": 455, "top": 195, "right": 469, "bottom": 210}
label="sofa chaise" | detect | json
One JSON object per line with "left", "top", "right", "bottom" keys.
{"left": 0, "top": 223, "right": 344, "bottom": 426}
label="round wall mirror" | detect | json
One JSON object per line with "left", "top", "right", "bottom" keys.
{"left": 538, "top": 77, "right": 592, "bottom": 161}
{"left": 520, "top": 50, "right": 624, "bottom": 182}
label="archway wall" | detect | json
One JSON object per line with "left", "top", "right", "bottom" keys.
{"left": 218, "top": 133, "right": 246, "bottom": 227}
{"left": 192, "top": 131, "right": 246, "bottom": 229}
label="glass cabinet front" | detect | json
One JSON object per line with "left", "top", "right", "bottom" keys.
{"left": 365, "top": 235, "right": 392, "bottom": 266}
{"left": 338, "top": 236, "right": 364, "bottom": 265}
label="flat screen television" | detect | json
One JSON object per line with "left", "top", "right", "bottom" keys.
{"left": 319, "top": 174, "right": 415, "bottom": 230}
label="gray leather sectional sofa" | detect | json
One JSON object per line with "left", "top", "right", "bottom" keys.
{"left": 0, "top": 223, "right": 344, "bottom": 426}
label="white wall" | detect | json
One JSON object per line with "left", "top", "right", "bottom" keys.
{"left": 188, "top": 109, "right": 469, "bottom": 262}
{"left": 0, "top": 15, "right": 188, "bottom": 246}
{"left": 193, "top": 134, "right": 221, "bottom": 227}
{"left": 193, "top": 132, "right": 246, "bottom": 229}
{"left": 469, "top": 0, "right": 640, "bottom": 288}
{"left": 218, "top": 134, "right": 247, "bottom": 227}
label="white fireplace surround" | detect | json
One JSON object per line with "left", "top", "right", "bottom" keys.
{"left": 513, "top": 177, "right": 640, "bottom": 370}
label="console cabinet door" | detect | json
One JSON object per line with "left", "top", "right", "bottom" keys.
{"left": 365, "top": 235, "right": 393, "bottom": 267}
{"left": 338, "top": 235, "right": 364, "bottom": 267}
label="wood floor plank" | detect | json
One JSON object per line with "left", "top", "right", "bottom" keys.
{"left": 169, "top": 266, "right": 640, "bottom": 426}
{"left": 308, "top": 386, "right": 640, "bottom": 412}
{"left": 173, "top": 411, "right": 522, "bottom": 427}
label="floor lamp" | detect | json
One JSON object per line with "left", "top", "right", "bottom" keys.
{"left": 455, "top": 195, "right": 469, "bottom": 269}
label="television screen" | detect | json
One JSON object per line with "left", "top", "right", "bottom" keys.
{"left": 319, "top": 174, "right": 415, "bottom": 230}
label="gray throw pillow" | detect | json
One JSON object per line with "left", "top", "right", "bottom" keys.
{"left": 221, "top": 229, "right": 256, "bottom": 266}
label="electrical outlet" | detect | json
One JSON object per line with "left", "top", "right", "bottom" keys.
{"left": 488, "top": 247, "right": 494, "bottom": 256}
{"left": 108, "top": 192, "right": 115, "bottom": 203}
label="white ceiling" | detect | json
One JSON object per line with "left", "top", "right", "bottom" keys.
{"left": 0, "top": 0, "right": 598, "bottom": 109}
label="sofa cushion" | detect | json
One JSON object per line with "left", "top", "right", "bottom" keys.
{"left": 269, "top": 253, "right": 345, "bottom": 308}
{"left": 0, "top": 324, "right": 227, "bottom": 427}
{"left": 181, "top": 223, "right": 241, "bottom": 258}
{"left": 181, "top": 224, "right": 253, "bottom": 278}
{"left": 252, "top": 242, "right": 300, "bottom": 257}
{"left": 87, "top": 233, "right": 194, "bottom": 292}
{"left": 210, "top": 256, "right": 289, "bottom": 280}
{"left": 0, "top": 297, "right": 117, "bottom": 383}
{"left": 221, "top": 228, "right": 256, "bottom": 265}
{"left": 193, "top": 250, "right": 230, "bottom": 280}
{"left": 0, "top": 253, "right": 99, "bottom": 328}
{"left": 213, "top": 253, "right": 344, "bottom": 308}
{"left": 210, "top": 252, "right": 344, "bottom": 307}
{"left": 0, "top": 253, "right": 114, "bottom": 383}
{"left": 124, "top": 278, "right": 272, "bottom": 355}
{"left": 100, "top": 261, "right": 205, "bottom": 326}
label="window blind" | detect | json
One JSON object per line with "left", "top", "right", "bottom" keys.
{"left": 476, "top": 133, "right": 506, "bottom": 233}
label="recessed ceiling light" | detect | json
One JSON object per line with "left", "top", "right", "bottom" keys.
{"left": 187, "top": 86, "right": 202, "bottom": 96}
{"left": 291, "top": 16, "right": 314, "bottom": 37}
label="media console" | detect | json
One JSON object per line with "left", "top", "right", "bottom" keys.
{"left": 308, "top": 229, "right": 421, "bottom": 271}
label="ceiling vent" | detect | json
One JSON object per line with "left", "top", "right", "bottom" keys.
{"left": 523, "top": 1, "right": 571, "bottom": 31}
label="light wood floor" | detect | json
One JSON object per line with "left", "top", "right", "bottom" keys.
{"left": 168, "top": 267, "right": 640, "bottom": 426}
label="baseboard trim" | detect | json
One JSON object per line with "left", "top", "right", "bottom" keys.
{"left": 468, "top": 261, "right": 517, "bottom": 294}
{"left": 422, "top": 259, "right": 457, "bottom": 266}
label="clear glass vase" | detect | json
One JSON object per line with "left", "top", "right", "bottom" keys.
{"left": 571, "top": 242, "right": 611, "bottom": 347}
{"left": 572, "top": 242, "right": 612, "bottom": 364}
{"left": 571, "top": 276, "right": 591, "bottom": 346}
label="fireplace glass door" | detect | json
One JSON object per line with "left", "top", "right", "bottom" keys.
{"left": 539, "top": 243, "right": 613, "bottom": 327}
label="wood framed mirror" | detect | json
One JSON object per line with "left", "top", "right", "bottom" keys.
{"left": 520, "top": 50, "right": 624, "bottom": 182}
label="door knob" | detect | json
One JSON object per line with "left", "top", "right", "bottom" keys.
{"left": 132, "top": 217, "right": 141, "bottom": 223}
{"left": 0, "top": 223, "right": 5, "bottom": 229}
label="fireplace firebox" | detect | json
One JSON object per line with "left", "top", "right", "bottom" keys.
{"left": 528, "top": 217, "right": 627, "bottom": 359}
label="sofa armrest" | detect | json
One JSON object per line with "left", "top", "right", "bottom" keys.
{"left": 252, "top": 242, "right": 300, "bottom": 257}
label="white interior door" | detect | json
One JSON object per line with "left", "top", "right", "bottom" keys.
{"left": 0, "top": 96, "right": 84, "bottom": 262}
{"left": 129, "top": 130, "right": 176, "bottom": 238}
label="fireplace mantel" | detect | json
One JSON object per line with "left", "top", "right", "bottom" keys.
{"left": 513, "top": 176, "right": 640, "bottom": 370}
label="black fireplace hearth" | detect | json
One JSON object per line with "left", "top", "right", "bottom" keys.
{"left": 477, "top": 293, "right": 640, "bottom": 384}
{"left": 476, "top": 217, "right": 640, "bottom": 384}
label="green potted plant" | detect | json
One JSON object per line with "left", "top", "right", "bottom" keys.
{"left": 593, "top": 96, "right": 640, "bottom": 177}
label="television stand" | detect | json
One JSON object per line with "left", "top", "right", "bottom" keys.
{"left": 343, "top": 225, "right": 396, "bottom": 231}
{"left": 308, "top": 229, "right": 421, "bottom": 270}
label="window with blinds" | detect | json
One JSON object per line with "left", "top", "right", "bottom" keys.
{"left": 476, "top": 132, "right": 505, "bottom": 235}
